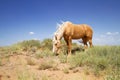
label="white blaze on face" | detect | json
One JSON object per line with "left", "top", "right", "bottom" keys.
{"left": 52, "top": 42, "right": 56, "bottom": 53}
{"left": 52, "top": 36, "right": 57, "bottom": 53}
{"left": 53, "top": 44, "right": 57, "bottom": 53}
{"left": 52, "top": 35, "right": 61, "bottom": 54}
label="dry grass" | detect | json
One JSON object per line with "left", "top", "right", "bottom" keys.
{"left": 0, "top": 39, "right": 120, "bottom": 80}
{"left": 26, "top": 57, "right": 36, "bottom": 66}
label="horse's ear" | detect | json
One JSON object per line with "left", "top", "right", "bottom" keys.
{"left": 54, "top": 33, "right": 57, "bottom": 40}
{"left": 55, "top": 35, "right": 57, "bottom": 40}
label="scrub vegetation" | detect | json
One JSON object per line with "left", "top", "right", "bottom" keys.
{"left": 0, "top": 39, "right": 119, "bottom": 80}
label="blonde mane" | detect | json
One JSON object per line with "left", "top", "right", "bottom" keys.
{"left": 54, "top": 21, "right": 71, "bottom": 39}
{"left": 54, "top": 22, "right": 65, "bottom": 39}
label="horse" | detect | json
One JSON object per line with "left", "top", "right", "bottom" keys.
{"left": 53, "top": 21, "right": 93, "bottom": 55}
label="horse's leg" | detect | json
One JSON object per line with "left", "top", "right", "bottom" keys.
{"left": 82, "top": 37, "right": 88, "bottom": 49}
{"left": 64, "top": 38, "right": 69, "bottom": 54}
{"left": 68, "top": 37, "right": 72, "bottom": 55}
{"left": 64, "top": 36, "right": 72, "bottom": 63}
{"left": 64, "top": 37, "right": 72, "bottom": 55}
{"left": 88, "top": 39, "right": 93, "bottom": 47}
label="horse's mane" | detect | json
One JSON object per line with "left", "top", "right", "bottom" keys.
{"left": 55, "top": 21, "right": 72, "bottom": 35}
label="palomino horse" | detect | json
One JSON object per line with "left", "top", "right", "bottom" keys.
{"left": 53, "top": 21, "right": 93, "bottom": 55}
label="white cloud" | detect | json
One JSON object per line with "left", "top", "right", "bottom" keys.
{"left": 106, "top": 32, "right": 119, "bottom": 35}
{"left": 33, "top": 38, "right": 40, "bottom": 40}
{"left": 29, "top": 32, "right": 35, "bottom": 35}
{"left": 106, "top": 32, "right": 112, "bottom": 35}
{"left": 114, "top": 32, "right": 119, "bottom": 35}
{"left": 93, "top": 31, "right": 120, "bottom": 45}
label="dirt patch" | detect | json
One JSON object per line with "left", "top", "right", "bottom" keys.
{"left": 0, "top": 54, "right": 103, "bottom": 80}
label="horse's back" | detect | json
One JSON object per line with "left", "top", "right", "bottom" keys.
{"left": 73, "top": 24, "right": 93, "bottom": 38}
{"left": 63, "top": 22, "right": 93, "bottom": 39}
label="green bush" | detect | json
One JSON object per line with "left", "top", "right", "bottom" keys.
{"left": 38, "top": 60, "right": 54, "bottom": 70}
{"left": 26, "top": 57, "right": 36, "bottom": 65}
{"left": 18, "top": 70, "right": 36, "bottom": 80}
{"left": 68, "top": 46, "right": 120, "bottom": 76}
{"left": 41, "top": 39, "right": 53, "bottom": 50}
{"left": 0, "top": 58, "right": 2, "bottom": 66}
{"left": 63, "top": 68, "right": 69, "bottom": 74}
{"left": 18, "top": 40, "right": 41, "bottom": 51}
{"left": 35, "top": 49, "right": 53, "bottom": 58}
{"left": 58, "top": 53, "right": 67, "bottom": 63}
{"left": 104, "top": 68, "right": 120, "bottom": 80}
{"left": 0, "top": 46, "right": 19, "bottom": 57}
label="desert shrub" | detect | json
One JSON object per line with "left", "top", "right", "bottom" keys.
{"left": 85, "top": 46, "right": 120, "bottom": 69}
{"left": 26, "top": 57, "right": 36, "bottom": 65}
{"left": 0, "top": 40, "right": 41, "bottom": 55}
{"left": 104, "top": 68, "right": 120, "bottom": 80}
{"left": 38, "top": 59, "right": 55, "bottom": 70}
{"left": 18, "top": 70, "right": 36, "bottom": 80}
{"left": 68, "top": 51, "right": 89, "bottom": 67}
{"left": 69, "top": 46, "right": 120, "bottom": 76}
{"left": 35, "top": 49, "right": 53, "bottom": 58}
{"left": 35, "top": 50, "right": 44, "bottom": 58}
{"left": 58, "top": 53, "right": 67, "bottom": 63}
{"left": 41, "top": 74, "right": 50, "bottom": 80}
{"left": 0, "top": 58, "right": 2, "bottom": 66}
{"left": 39, "top": 63, "right": 52, "bottom": 70}
{"left": 63, "top": 68, "right": 69, "bottom": 74}
{"left": 41, "top": 38, "right": 53, "bottom": 50}
{"left": 18, "top": 40, "right": 41, "bottom": 51}
{"left": 10, "top": 43, "right": 22, "bottom": 51}
{"left": 0, "top": 46, "right": 18, "bottom": 57}
{"left": 0, "top": 47, "right": 10, "bottom": 55}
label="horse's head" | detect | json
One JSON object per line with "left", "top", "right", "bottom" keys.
{"left": 53, "top": 22, "right": 67, "bottom": 55}
{"left": 53, "top": 33, "right": 61, "bottom": 55}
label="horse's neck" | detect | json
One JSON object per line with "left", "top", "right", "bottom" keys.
{"left": 56, "top": 27, "right": 64, "bottom": 40}
{"left": 58, "top": 32, "right": 63, "bottom": 40}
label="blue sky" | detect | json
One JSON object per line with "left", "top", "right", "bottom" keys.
{"left": 0, "top": 0, "right": 120, "bottom": 46}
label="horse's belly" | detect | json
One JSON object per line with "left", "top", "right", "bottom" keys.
{"left": 72, "top": 34, "right": 83, "bottom": 39}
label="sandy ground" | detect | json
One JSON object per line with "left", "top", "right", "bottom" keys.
{"left": 0, "top": 53, "right": 103, "bottom": 80}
